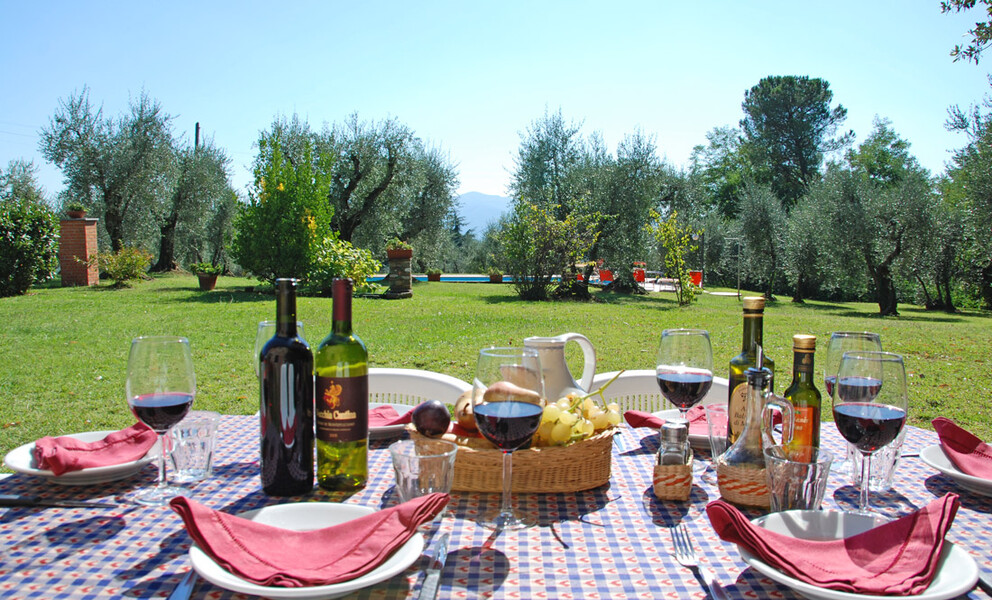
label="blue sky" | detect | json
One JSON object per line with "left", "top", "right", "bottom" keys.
{"left": 1, "top": 1, "right": 990, "bottom": 200}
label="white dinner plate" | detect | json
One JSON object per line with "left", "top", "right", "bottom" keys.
{"left": 189, "top": 502, "right": 424, "bottom": 599}
{"left": 369, "top": 402, "right": 414, "bottom": 439}
{"left": 652, "top": 409, "right": 713, "bottom": 450}
{"left": 920, "top": 444, "right": 992, "bottom": 497}
{"left": 737, "top": 510, "right": 978, "bottom": 600}
{"left": 3, "top": 430, "right": 160, "bottom": 485}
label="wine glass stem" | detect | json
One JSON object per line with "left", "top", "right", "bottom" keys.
{"left": 500, "top": 450, "right": 513, "bottom": 518}
{"left": 156, "top": 432, "right": 169, "bottom": 489}
{"left": 859, "top": 451, "right": 872, "bottom": 513}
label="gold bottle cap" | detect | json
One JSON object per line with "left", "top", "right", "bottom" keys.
{"left": 743, "top": 296, "right": 765, "bottom": 310}
{"left": 793, "top": 334, "right": 816, "bottom": 350}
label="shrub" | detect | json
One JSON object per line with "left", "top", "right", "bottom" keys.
{"left": 301, "top": 234, "right": 382, "bottom": 295}
{"left": 189, "top": 262, "right": 222, "bottom": 276}
{"left": 0, "top": 198, "right": 59, "bottom": 296}
{"left": 647, "top": 209, "right": 699, "bottom": 306}
{"left": 92, "top": 247, "right": 153, "bottom": 287}
{"left": 386, "top": 237, "right": 413, "bottom": 251}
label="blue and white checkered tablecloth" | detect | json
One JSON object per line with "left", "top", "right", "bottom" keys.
{"left": 0, "top": 415, "right": 989, "bottom": 599}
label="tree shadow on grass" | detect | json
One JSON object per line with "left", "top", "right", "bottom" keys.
{"left": 152, "top": 287, "right": 273, "bottom": 305}
{"left": 785, "top": 301, "right": 979, "bottom": 323}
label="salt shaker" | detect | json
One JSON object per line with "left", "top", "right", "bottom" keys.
{"left": 658, "top": 421, "right": 690, "bottom": 465}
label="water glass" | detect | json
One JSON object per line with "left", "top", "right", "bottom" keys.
{"left": 389, "top": 439, "right": 458, "bottom": 503}
{"left": 254, "top": 320, "right": 305, "bottom": 376}
{"left": 848, "top": 427, "right": 906, "bottom": 492}
{"left": 169, "top": 410, "right": 220, "bottom": 484}
{"left": 705, "top": 404, "right": 728, "bottom": 458}
{"left": 765, "top": 445, "right": 834, "bottom": 511}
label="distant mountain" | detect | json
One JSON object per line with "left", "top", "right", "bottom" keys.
{"left": 456, "top": 192, "right": 511, "bottom": 235}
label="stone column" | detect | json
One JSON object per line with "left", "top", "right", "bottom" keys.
{"left": 59, "top": 217, "right": 99, "bottom": 286}
{"left": 382, "top": 251, "right": 413, "bottom": 299}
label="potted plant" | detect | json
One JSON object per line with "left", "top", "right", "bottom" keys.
{"left": 488, "top": 267, "right": 503, "bottom": 283}
{"left": 385, "top": 237, "right": 413, "bottom": 260}
{"left": 190, "top": 262, "right": 222, "bottom": 291}
{"left": 426, "top": 268, "right": 442, "bottom": 282}
{"left": 66, "top": 202, "right": 87, "bottom": 219}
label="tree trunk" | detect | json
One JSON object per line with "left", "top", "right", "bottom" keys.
{"left": 872, "top": 264, "right": 899, "bottom": 316}
{"left": 792, "top": 272, "right": 806, "bottom": 303}
{"left": 981, "top": 262, "right": 992, "bottom": 311}
{"left": 152, "top": 217, "right": 178, "bottom": 271}
{"left": 914, "top": 272, "right": 938, "bottom": 310}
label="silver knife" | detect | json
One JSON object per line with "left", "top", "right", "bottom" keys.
{"left": 417, "top": 532, "right": 449, "bottom": 600}
{"left": 0, "top": 494, "right": 118, "bottom": 508}
{"left": 977, "top": 572, "right": 992, "bottom": 596}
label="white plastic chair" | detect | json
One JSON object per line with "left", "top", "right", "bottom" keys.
{"left": 368, "top": 367, "right": 471, "bottom": 406}
{"left": 589, "top": 369, "right": 729, "bottom": 413}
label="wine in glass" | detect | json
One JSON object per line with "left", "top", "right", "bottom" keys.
{"left": 832, "top": 351, "right": 908, "bottom": 517}
{"left": 126, "top": 336, "right": 196, "bottom": 506}
{"left": 473, "top": 347, "right": 543, "bottom": 531}
{"left": 655, "top": 329, "right": 714, "bottom": 422}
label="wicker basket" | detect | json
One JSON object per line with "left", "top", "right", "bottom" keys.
{"left": 716, "top": 463, "right": 770, "bottom": 508}
{"left": 653, "top": 456, "right": 693, "bottom": 501}
{"left": 413, "top": 429, "right": 615, "bottom": 493}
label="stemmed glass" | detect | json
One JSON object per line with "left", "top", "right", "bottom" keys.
{"left": 656, "top": 329, "right": 714, "bottom": 475}
{"left": 472, "top": 347, "right": 543, "bottom": 531}
{"left": 825, "top": 332, "right": 882, "bottom": 473}
{"left": 126, "top": 336, "right": 196, "bottom": 506}
{"left": 254, "top": 320, "right": 305, "bottom": 376}
{"left": 824, "top": 332, "right": 882, "bottom": 397}
{"left": 655, "top": 329, "right": 714, "bottom": 422}
{"left": 832, "top": 351, "right": 908, "bottom": 517}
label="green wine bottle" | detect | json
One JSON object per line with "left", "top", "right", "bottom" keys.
{"left": 727, "top": 297, "right": 774, "bottom": 444}
{"left": 313, "top": 278, "right": 368, "bottom": 491}
{"left": 783, "top": 334, "right": 820, "bottom": 457}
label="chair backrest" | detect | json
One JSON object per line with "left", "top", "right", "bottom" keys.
{"left": 368, "top": 367, "right": 471, "bottom": 406}
{"left": 589, "top": 369, "right": 729, "bottom": 413}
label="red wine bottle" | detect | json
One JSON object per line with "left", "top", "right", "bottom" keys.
{"left": 259, "top": 278, "right": 314, "bottom": 496}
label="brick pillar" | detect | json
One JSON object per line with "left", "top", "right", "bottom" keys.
{"left": 59, "top": 218, "right": 99, "bottom": 286}
{"left": 382, "top": 251, "right": 413, "bottom": 299}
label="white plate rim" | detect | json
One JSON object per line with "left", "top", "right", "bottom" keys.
{"left": 189, "top": 502, "right": 424, "bottom": 599}
{"left": 369, "top": 402, "right": 414, "bottom": 439}
{"left": 737, "top": 510, "right": 978, "bottom": 600}
{"left": 652, "top": 408, "right": 715, "bottom": 450}
{"left": 920, "top": 444, "right": 992, "bottom": 496}
{"left": 2, "top": 430, "right": 160, "bottom": 485}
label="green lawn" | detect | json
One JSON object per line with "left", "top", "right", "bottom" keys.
{"left": 1, "top": 274, "right": 989, "bottom": 461}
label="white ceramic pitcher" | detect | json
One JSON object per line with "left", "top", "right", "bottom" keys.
{"left": 523, "top": 333, "right": 596, "bottom": 400}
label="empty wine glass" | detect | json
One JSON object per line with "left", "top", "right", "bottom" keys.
{"left": 473, "top": 347, "right": 543, "bottom": 531}
{"left": 126, "top": 336, "right": 196, "bottom": 506}
{"left": 254, "top": 320, "right": 305, "bottom": 376}
{"left": 832, "top": 351, "right": 908, "bottom": 518}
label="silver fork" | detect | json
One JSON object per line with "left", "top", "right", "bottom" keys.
{"left": 670, "top": 522, "right": 730, "bottom": 600}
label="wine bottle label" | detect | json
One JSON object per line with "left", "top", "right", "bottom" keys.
{"left": 729, "top": 382, "right": 748, "bottom": 438}
{"left": 791, "top": 406, "right": 817, "bottom": 447}
{"left": 315, "top": 375, "right": 368, "bottom": 443}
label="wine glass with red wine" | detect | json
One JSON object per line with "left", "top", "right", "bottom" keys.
{"left": 655, "top": 329, "right": 714, "bottom": 422}
{"left": 824, "top": 332, "right": 882, "bottom": 396}
{"left": 832, "top": 350, "right": 907, "bottom": 518}
{"left": 473, "top": 347, "right": 543, "bottom": 531}
{"left": 126, "top": 336, "right": 196, "bottom": 506}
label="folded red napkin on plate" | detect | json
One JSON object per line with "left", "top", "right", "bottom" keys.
{"left": 706, "top": 493, "right": 961, "bottom": 595}
{"left": 32, "top": 423, "right": 157, "bottom": 476}
{"left": 368, "top": 405, "right": 413, "bottom": 428}
{"left": 170, "top": 492, "right": 449, "bottom": 588}
{"left": 932, "top": 417, "right": 992, "bottom": 478}
{"left": 624, "top": 407, "right": 710, "bottom": 436}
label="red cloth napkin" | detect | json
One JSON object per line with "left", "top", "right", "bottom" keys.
{"left": 170, "top": 493, "right": 449, "bottom": 588}
{"left": 32, "top": 423, "right": 157, "bottom": 476}
{"left": 624, "top": 406, "right": 710, "bottom": 436}
{"left": 705, "top": 494, "right": 961, "bottom": 595}
{"left": 932, "top": 417, "right": 992, "bottom": 478}
{"left": 368, "top": 405, "right": 413, "bottom": 428}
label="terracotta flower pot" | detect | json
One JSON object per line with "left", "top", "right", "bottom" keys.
{"left": 386, "top": 248, "right": 413, "bottom": 260}
{"left": 197, "top": 274, "right": 218, "bottom": 291}
{"left": 427, "top": 273, "right": 441, "bottom": 282}
{"left": 67, "top": 210, "right": 87, "bottom": 219}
